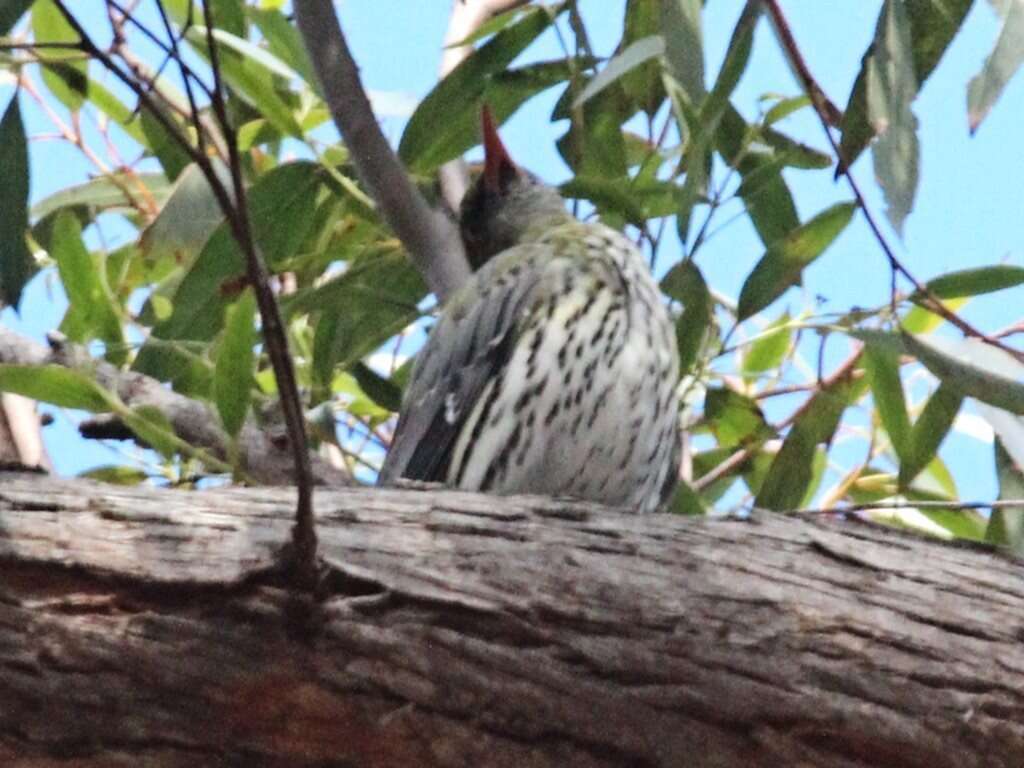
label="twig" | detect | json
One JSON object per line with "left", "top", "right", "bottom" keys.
{"left": 779, "top": 498, "right": 1024, "bottom": 517}
{"left": 293, "top": 0, "right": 471, "bottom": 302}
{"left": 761, "top": 0, "right": 1024, "bottom": 364}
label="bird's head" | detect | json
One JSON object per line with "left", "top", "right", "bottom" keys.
{"left": 458, "top": 106, "right": 568, "bottom": 271}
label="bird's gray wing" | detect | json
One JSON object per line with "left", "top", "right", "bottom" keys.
{"left": 378, "top": 246, "right": 545, "bottom": 485}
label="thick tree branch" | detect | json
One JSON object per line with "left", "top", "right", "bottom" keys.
{"left": 1, "top": 473, "right": 1023, "bottom": 766}
{"left": 293, "top": 0, "right": 472, "bottom": 303}
{"left": 0, "top": 325, "right": 349, "bottom": 487}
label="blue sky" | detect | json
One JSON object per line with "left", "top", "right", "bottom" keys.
{"left": 2, "top": 1, "right": 1021, "bottom": 502}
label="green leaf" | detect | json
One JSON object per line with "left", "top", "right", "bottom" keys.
{"left": 665, "top": 478, "right": 706, "bottom": 516}
{"left": 986, "top": 436, "right": 1024, "bottom": 552}
{"left": 755, "top": 377, "right": 856, "bottom": 511}
{"left": 139, "top": 162, "right": 231, "bottom": 268}
{"left": 32, "top": 0, "right": 88, "bottom": 111}
{"left": 31, "top": 172, "right": 171, "bottom": 223}
{"left": 839, "top": 0, "right": 971, "bottom": 170}
{"left": 249, "top": 7, "right": 317, "bottom": 88}
{"left": 140, "top": 110, "right": 192, "bottom": 181}
{"left": 0, "top": 364, "right": 116, "bottom": 411}
{"left": 78, "top": 465, "right": 150, "bottom": 485}
{"left": 704, "top": 388, "right": 774, "bottom": 449}
{"left": 214, "top": 289, "right": 257, "bottom": 438}
{"left": 899, "top": 383, "right": 963, "bottom": 487}
{"left": 764, "top": 95, "right": 811, "bottom": 125}
{"left": 902, "top": 333, "right": 1024, "bottom": 415}
{"left": 120, "top": 405, "right": 179, "bottom": 460}
{"left": 901, "top": 296, "right": 967, "bottom": 334}
{"left": 0, "top": 96, "right": 33, "bottom": 309}
{"left": 619, "top": 0, "right": 666, "bottom": 115}
{"left": 400, "top": 5, "right": 565, "bottom": 172}
{"left": 0, "top": 0, "right": 34, "bottom": 35}
{"left": 660, "top": 0, "right": 704, "bottom": 106}
{"left": 574, "top": 35, "right": 664, "bottom": 108}
{"left": 916, "top": 265, "right": 1024, "bottom": 300}
{"left": 49, "top": 212, "right": 125, "bottom": 363}
{"left": 742, "top": 312, "right": 792, "bottom": 374}
{"left": 350, "top": 362, "right": 402, "bottom": 413}
{"left": 969, "top": 0, "right": 1024, "bottom": 132}
{"left": 863, "top": 338, "right": 912, "bottom": 460}
{"left": 866, "top": 0, "right": 919, "bottom": 234}
{"left": 737, "top": 202, "right": 856, "bottom": 320}
{"left": 660, "top": 259, "right": 711, "bottom": 375}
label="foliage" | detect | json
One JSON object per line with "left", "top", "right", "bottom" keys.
{"left": 0, "top": 0, "right": 1021, "bottom": 544}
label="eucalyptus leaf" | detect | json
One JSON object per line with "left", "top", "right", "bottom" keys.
{"left": 0, "top": 96, "right": 33, "bottom": 309}
{"left": 0, "top": 364, "right": 116, "bottom": 412}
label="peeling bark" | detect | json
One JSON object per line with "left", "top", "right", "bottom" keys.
{"left": 0, "top": 472, "right": 1023, "bottom": 767}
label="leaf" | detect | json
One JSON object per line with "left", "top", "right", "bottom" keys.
{"left": 619, "top": 0, "right": 666, "bottom": 115}
{"left": 742, "top": 313, "right": 793, "bottom": 374}
{"left": 78, "top": 465, "right": 150, "bottom": 485}
{"left": 140, "top": 110, "right": 192, "bottom": 181}
{"left": 574, "top": 35, "right": 664, "bottom": 109}
{"left": 249, "top": 7, "right": 317, "bottom": 88}
{"left": 660, "top": 0, "right": 704, "bottom": 106}
{"left": 916, "top": 265, "right": 1024, "bottom": 300}
{"left": 764, "top": 95, "right": 811, "bottom": 125}
{"left": 901, "top": 296, "right": 967, "bottom": 334}
{"left": 902, "top": 333, "right": 1024, "bottom": 415}
{"left": 968, "top": 0, "right": 1024, "bottom": 132}
{"left": 866, "top": 0, "right": 919, "bottom": 234}
{"left": 0, "top": 96, "right": 33, "bottom": 309}
{"left": 32, "top": 0, "right": 88, "bottom": 111}
{"left": 49, "top": 212, "right": 125, "bottom": 363}
{"left": 755, "top": 377, "right": 856, "bottom": 511}
{"left": 0, "top": 365, "right": 115, "bottom": 411}
{"left": 350, "top": 362, "right": 402, "bottom": 413}
{"left": 139, "top": 162, "right": 231, "bottom": 268}
{"left": 863, "top": 338, "right": 912, "bottom": 460}
{"left": 214, "top": 290, "right": 257, "bottom": 438}
{"left": 120, "top": 405, "right": 179, "bottom": 460}
{"left": 399, "top": 6, "right": 562, "bottom": 172}
{"left": 899, "top": 383, "right": 963, "bottom": 487}
{"left": 660, "top": 259, "right": 711, "bottom": 375}
{"left": 986, "top": 436, "right": 1024, "bottom": 552}
{"left": 0, "top": 0, "right": 34, "bottom": 35}
{"left": 31, "top": 172, "right": 171, "bottom": 222}
{"left": 839, "top": 0, "right": 972, "bottom": 170}
{"left": 704, "top": 388, "right": 774, "bottom": 449}
{"left": 737, "top": 202, "right": 856, "bottom": 320}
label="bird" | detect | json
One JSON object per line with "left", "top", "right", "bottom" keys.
{"left": 379, "top": 108, "right": 680, "bottom": 513}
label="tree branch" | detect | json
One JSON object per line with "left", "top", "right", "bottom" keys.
{"left": 292, "top": 0, "right": 472, "bottom": 303}
{"left": 0, "top": 325, "right": 349, "bottom": 487}
{"left": 1, "top": 473, "right": 1023, "bottom": 766}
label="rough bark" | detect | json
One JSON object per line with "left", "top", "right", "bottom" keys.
{"left": 0, "top": 472, "right": 1022, "bottom": 767}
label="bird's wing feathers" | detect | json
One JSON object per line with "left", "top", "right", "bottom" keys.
{"left": 378, "top": 245, "right": 548, "bottom": 485}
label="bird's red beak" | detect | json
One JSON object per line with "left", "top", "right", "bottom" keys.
{"left": 481, "top": 104, "right": 515, "bottom": 191}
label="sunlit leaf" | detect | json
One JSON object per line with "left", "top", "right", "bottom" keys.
{"left": 737, "top": 202, "right": 856, "bottom": 320}
{"left": 32, "top": 0, "right": 88, "bottom": 111}
{"left": 916, "top": 265, "right": 1024, "bottom": 301}
{"left": 31, "top": 172, "right": 171, "bottom": 223}
{"left": 78, "top": 465, "right": 150, "bottom": 485}
{"left": 866, "top": 0, "right": 919, "bottom": 234}
{"left": 968, "top": 0, "right": 1024, "bottom": 132}
{"left": 0, "top": 96, "right": 33, "bottom": 309}
{"left": 120, "top": 405, "right": 179, "bottom": 460}
{"left": 704, "top": 388, "right": 774, "bottom": 449}
{"left": 903, "top": 333, "right": 1024, "bottom": 415}
{"left": 742, "top": 312, "right": 792, "bottom": 374}
{"left": 214, "top": 289, "right": 257, "bottom": 438}
{"left": 0, "top": 364, "right": 115, "bottom": 412}
{"left": 574, "top": 35, "right": 664, "bottom": 109}
{"left": 660, "top": 259, "right": 711, "bottom": 375}
{"left": 900, "top": 383, "right": 963, "bottom": 487}
{"left": 863, "top": 338, "right": 912, "bottom": 460}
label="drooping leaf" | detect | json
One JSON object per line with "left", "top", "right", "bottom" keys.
{"left": 660, "top": 259, "right": 711, "bottom": 375}
{"left": 737, "top": 202, "right": 856, "bottom": 320}
{"left": 49, "top": 212, "right": 125, "bottom": 363}
{"left": 866, "top": 0, "right": 919, "bottom": 234}
{"left": 619, "top": 0, "right": 666, "bottom": 115}
{"left": 839, "top": 0, "right": 972, "bottom": 170}
{"left": 0, "top": 96, "right": 33, "bottom": 309}
{"left": 31, "top": 173, "right": 171, "bottom": 223}
{"left": 899, "top": 383, "right": 963, "bottom": 487}
{"left": 78, "top": 465, "right": 150, "bottom": 485}
{"left": 660, "top": 0, "right": 704, "bottom": 107}
{"left": 755, "top": 376, "right": 856, "bottom": 511}
{"left": 863, "top": 338, "right": 912, "bottom": 460}
{"left": 350, "top": 362, "right": 403, "bottom": 413}
{"left": 0, "top": 0, "right": 34, "bottom": 35}
{"left": 249, "top": 7, "right": 317, "bottom": 88}
{"left": 986, "top": 435, "right": 1024, "bottom": 552}
{"left": 32, "top": 0, "right": 88, "bottom": 111}
{"left": 968, "top": 0, "right": 1024, "bottom": 133}
{"left": 399, "top": 6, "right": 563, "bottom": 172}
{"left": 120, "top": 405, "right": 179, "bottom": 460}
{"left": 140, "top": 109, "right": 192, "bottom": 182}
{"left": 214, "top": 289, "right": 257, "bottom": 438}
{"left": 903, "top": 333, "right": 1024, "bottom": 415}
{"left": 0, "top": 364, "right": 115, "bottom": 412}
{"left": 901, "top": 296, "right": 967, "bottom": 334}
{"left": 139, "top": 162, "right": 231, "bottom": 268}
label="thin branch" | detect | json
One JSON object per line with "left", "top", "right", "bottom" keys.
{"left": 761, "top": 0, "right": 1024, "bottom": 365}
{"left": 292, "top": 0, "right": 471, "bottom": 303}
{"left": 780, "top": 498, "right": 1024, "bottom": 517}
